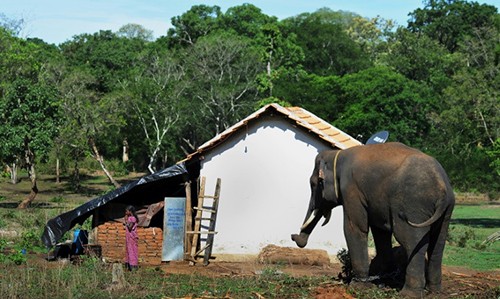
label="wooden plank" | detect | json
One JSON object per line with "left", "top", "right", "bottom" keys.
{"left": 204, "top": 178, "right": 221, "bottom": 265}
{"left": 189, "top": 176, "right": 205, "bottom": 265}
{"left": 194, "top": 243, "right": 210, "bottom": 257}
{"left": 184, "top": 181, "right": 192, "bottom": 257}
{"left": 200, "top": 195, "right": 219, "bottom": 199}
{"left": 193, "top": 207, "right": 216, "bottom": 213}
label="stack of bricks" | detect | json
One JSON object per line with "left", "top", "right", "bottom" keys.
{"left": 96, "top": 221, "right": 164, "bottom": 265}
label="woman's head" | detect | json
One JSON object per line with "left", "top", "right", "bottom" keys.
{"left": 125, "top": 205, "right": 138, "bottom": 221}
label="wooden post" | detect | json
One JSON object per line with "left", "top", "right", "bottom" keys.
{"left": 184, "top": 181, "right": 192, "bottom": 258}
{"left": 203, "top": 178, "right": 221, "bottom": 265}
{"left": 109, "top": 263, "right": 128, "bottom": 290}
{"left": 189, "top": 177, "right": 206, "bottom": 265}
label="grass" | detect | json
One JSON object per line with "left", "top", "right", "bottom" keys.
{"left": 0, "top": 171, "right": 499, "bottom": 298}
{"left": 0, "top": 258, "right": 331, "bottom": 298}
{"left": 444, "top": 204, "right": 500, "bottom": 270}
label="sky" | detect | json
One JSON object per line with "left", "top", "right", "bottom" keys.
{"left": 2, "top": 0, "right": 499, "bottom": 44}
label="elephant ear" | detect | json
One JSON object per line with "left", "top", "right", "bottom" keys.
{"left": 318, "top": 161, "right": 326, "bottom": 180}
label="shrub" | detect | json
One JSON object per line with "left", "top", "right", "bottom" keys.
{"left": 447, "top": 226, "right": 476, "bottom": 248}
{"left": 337, "top": 248, "right": 353, "bottom": 282}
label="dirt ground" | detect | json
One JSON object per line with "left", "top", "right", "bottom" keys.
{"left": 158, "top": 259, "right": 500, "bottom": 299}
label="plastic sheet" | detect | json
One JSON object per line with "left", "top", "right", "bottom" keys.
{"left": 41, "top": 163, "right": 189, "bottom": 248}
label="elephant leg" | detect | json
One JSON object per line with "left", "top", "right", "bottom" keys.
{"left": 426, "top": 210, "right": 452, "bottom": 292}
{"left": 370, "top": 226, "right": 394, "bottom": 276}
{"left": 344, "top": 209, "right": 369, "bottom": 280}
{"left": 395, "top": 226, "right": 429, "bottom": 298}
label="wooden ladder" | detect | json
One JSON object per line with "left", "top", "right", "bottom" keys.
{"left": 187, "top": 177, "right": 221, "bottom": 265}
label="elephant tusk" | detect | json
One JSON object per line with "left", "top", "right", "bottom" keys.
{"left": 300, "top": 209, "right": 319, "bottom": 231}
{"left": 321, "top": 210, "right": 332, "bottom": 226}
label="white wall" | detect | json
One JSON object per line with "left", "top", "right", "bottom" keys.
{"left": 199, "top": 116, "right": 347, "bottom": 256}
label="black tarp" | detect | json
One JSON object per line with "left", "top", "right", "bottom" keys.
{"left": 42, "top": 162, "right": 190, "bottom": 248}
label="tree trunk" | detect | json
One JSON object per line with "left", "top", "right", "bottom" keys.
{"left": 56, "top": 158, "right": 60, "bottom": 184}
{"left": 18, "top": 143, "right": 38, "bottom": 209}
{"left": 122, "top": 138, "right": 129, "bottom": 163}
{"left": 147, "top": 146, "right": 160, "bottom": 174}
{"left": 89, "top": 137, "right": 121, "bottom": 188}
{"left": 9, "top": 163, "right": 18, "bottom": 184}
{"left": 73, "top": 159, "right": 80, "bottom": 191}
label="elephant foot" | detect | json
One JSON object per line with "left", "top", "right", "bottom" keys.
{"left": 349, "top": 278, "right": 375, "bottom": 292}
{"left": 400, "top": 286, "right": 425, "bottom": 298}
{"left": 291, "top": 233, "right": 309, "bottom": 248}
{"left": 426, "top": 283, "right": 442, "bottom": 293}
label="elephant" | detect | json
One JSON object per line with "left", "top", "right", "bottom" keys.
{"left": 291, "top": 142, "right": 455, "bottom": 298}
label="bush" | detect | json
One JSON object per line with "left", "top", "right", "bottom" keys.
{"left": 337, "top": 248, "right": 353, "bottom": 282}
{"left": 447, "top": 226, "right": 476, "bottom": 248}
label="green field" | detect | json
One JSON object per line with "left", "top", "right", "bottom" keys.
{"left": 444, "top": 204, "right": 500, "bottom": 270}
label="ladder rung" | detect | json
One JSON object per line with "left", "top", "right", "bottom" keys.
{"left": 195, "top": 217, "right": 213, "bottom": 220}
{"left": 194, "top": 207, "right": 216, "bottom": 213}
{"left": 198, "top": 195, "right": 219, "bottom": 199}
{"left": 194, "top": 243, "right": 211, "bottom": 256}
{"left": 186, "top": 231, "right": 218, "bottom": 234}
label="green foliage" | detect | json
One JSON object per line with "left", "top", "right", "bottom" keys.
{"left": 49, "top": 196, "right": 64, "bottom": 203}
{"left": 1, "top": 2, "right": 499, "bottom": 194}
{"left": 487, "top": 138, "right": 500, "bottom": 177}
{"left": 255, "top": 97, "right": 292, "bottom": 109}
{"left": 283, "top": 10, "right": 372, "bottom": 75}
{"left": 448, "top": 226, "right": 476, "bottom": 248}
{"left": 336, "top": 66, "right": 434, "bottom": 146}
{"left": 167, "top": 5, "right": 222, "bottom": 47}
{"left": 336, "top": 248, "right": 353, "bottom": 281}
{"left": 408, "top": 0, "right": 498, "bottom": 52}
{"left": 20, "top": 230, "right": 40, "bottom": 249}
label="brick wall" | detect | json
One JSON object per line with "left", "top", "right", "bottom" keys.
{"left": 96, "top": 221, "right": 163, "bottom": 265}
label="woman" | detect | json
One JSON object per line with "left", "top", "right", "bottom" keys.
{"left": 124, "top": 205, "right": 139, "bottom": 271}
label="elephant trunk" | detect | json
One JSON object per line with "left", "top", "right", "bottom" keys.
{"left": 291, "top": 208, "right": 323, "bottom": 248}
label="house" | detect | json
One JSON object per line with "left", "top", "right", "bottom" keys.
{"left": 42, "top": 103, "right": 362, "bottom": 264}
{"left": 42, "top": 164, "right": 195, "bottom": 264}
{"left": 184, "top": 103, "right": 361, "bottom": 258}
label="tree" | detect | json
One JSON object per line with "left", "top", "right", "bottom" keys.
{"left": 283, "top": 9, "right": 371, "bottom": 76}
{"left": 336, "top": 66, "right": 434, "bottom": 146}
{"left": 255, "top": 23, "right": 304, "bottom": 98}
{"left": 0, "top": 13, "right": 25, "bottom": 36}
{"left": 345, "top": 15, "right": 394, "bottom": 62}
{"left": 0, "top": 29, "right": 60, "bottom": 208}
{"left": 182, "top": 32, "right": 263, "bottom": 141}
{"left": 0, "top": 78, "right": 59, "bottom": 208}
{"left": 408, "top": 0, "right": 498, "bottom": 52}
{"left": 124, "top": 48, "right": 187, "bottom": 173}
{"left": 167, "top": 5, "right": 222, "bottom": 47}
{"left": 273, "top": 71, "right": 343, "bottom": 122}
{"left": 383, "top": 27, "right": 458, "bottom": 93}
{"left": 117, "top": 23, "right": 154, "bottom": 41}
{"left": 58, "top": 69, "right": 122, "bottom": 189}
{"left": 220, "top": 3, "right": 277, "bottom": 38}
{"left": 60, "top": 30, "right": 146, "bottom": 93}
{"left": 422, "top": 15, "right": 500, "bottom": 191}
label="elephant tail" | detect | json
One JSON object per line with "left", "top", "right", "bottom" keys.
{"left": 405, "top": 195, "right": 452, "bottom": 228}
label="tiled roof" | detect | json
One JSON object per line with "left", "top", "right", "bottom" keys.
{"left": 183, "top": 103, "right": 361, "bottom": 161}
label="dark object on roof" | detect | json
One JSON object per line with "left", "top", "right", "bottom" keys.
{"left": 41, "top": 163, "right": 190, "bottom": 248}
{"left": 365, "top": 131, "right": 389, "bottom": 145}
